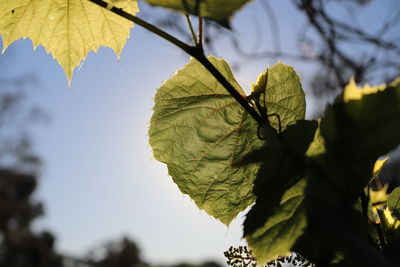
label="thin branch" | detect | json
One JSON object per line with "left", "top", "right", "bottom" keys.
{"left": 198, "top": 16, "right": 204, "bottom": 49}
{"left": 88, "top": 0, "right": 263, "bottom": 125}
{"left": 229, "top": 35, "right": 309, "bottom": 61}
{"left": 260, "top": 0, "right": 282, "bottom": 54}
{"left": 88, "top": 0, "right": 193, "bottom": 53}
{"left": 185, "top": 15, "right": 198, "bottom": 44}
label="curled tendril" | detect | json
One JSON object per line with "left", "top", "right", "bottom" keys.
{"left": 248, "top": 70, "right": 282, "bottom": 141}
{"left": 249, "top": 97, "right": 282, "bottom": 140}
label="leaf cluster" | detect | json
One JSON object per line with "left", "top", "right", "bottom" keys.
{"left": 150, "top": 58, "right": 400, "bottom": 265}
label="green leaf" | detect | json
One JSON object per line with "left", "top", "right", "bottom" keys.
{"left": 0, "top": 0, "right": 138, "bottom": 82}
{"left": 245, "top": 179, "right": 307, "bottom": 264}
{"left": 388, "top": 187, "right": 400, "bottom": 220}
{"left": 293, "top": 78, "right": 400, "bottom": 266}
{"left": 241, "top": 121, "right": 316, "bottom": 264}
{"left": 321, "top": 78, "right": 400, "bottom": 160}
{"left": 251, "top": 62, "right": 306, "bottom": 132}
{"left": 313, "top": 78, "right": 400, "bottom": 202}
{"left": 149, "top": 56, "right": 263, "bottom": 225}
{"left": 144, "top": 0, "right": 253, "bottom": 27}
{"left": 149, "top": 58, "right": 307, "bottom": 225}
{"left": 305, "top": 120, "right": 326, "bottom": 158}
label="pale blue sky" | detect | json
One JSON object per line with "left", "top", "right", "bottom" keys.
{"left": 0, "top": 0, "right": 398, "bottom": 265}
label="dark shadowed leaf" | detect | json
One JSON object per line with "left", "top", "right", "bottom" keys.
{"left": 242, "top": 121, "right": 316, "bottom": 264}
{"left": 245, "top": 179, "right": 307, "bottom": 264}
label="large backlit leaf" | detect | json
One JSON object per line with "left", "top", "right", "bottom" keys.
{"left": 144, "top": 0, "right": 252, "bottom": 27}
{"left": 149, "top": 56, "right": 263, "bottom": 225}
{"left": 0, "top": 0, "right": 138, "bottom": 82}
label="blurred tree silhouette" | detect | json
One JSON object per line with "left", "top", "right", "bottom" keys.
{"left": 84, "top": 238, "right": 148, "bottom": 267}
{"left": 0, "top": 170, "right": 63, "bottom": 267}
{"left": 0, "top": 73, "right": 43, "bottom": 173}
{"left": 0, "top": 57, "right": 63, "bottom": 266}
{"left": 83, "top": 238, "right": 223, "bottom": 267}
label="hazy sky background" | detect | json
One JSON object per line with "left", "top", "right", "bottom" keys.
{"left": 0, "top": 0, "right": 397, "bottom": 265}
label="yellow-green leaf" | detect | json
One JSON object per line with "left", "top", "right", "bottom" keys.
{"left": 305, "top": 120, "right": 325, "bottom": 158}
{"left": 373, "top": 157, "right": 389, "bottom": 178}
{"left": 343, "top": 78, "right": 385, "bottom": 102}
{"left": 0, "top": 0, "right": 138, "bottom": 82}
{"left": 388, "top": 187, "right": 400, "bottom": 221}
{"left": 370, "top": 184, "right": 388, "bottom": 207}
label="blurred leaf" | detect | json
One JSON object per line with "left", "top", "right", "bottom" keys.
{"left": 343, "top": 78, "right": 385, "bottom": 102}
{"left": 373, "top": 158, "right": 389, "bottom": 178}
{"left": 149, "top": 56, "right": 263, "bottom": 225}
{"left": 377, "top": 207, "right": 400, "bottom": 254}
{"left": 391, "top": 77, "right": 400, "bottom": 87}
{"left": 371, "top": 184, "right": 388, "bottom": 207}
{"left": 0, "top": 0, "right": 138, "bottom": 82}
{"left": 388, "top": 187, "right": 400, "bottom": 221}
{"left": 377, "top": 208, "right": 400, "bottom": 232}
{"left": 144, "top": 0, "right": 253, "bottom": 27}
{"left": 320, "top": 78, "right": 400, "bottom": 193}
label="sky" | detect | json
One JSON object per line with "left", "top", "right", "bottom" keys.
{"left": 0, "top": 0, "right": 398, "bottom": 265}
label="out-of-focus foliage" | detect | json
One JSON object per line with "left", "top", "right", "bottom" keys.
{"left": 144, "top": 0, "right": 252, "bottom": 27}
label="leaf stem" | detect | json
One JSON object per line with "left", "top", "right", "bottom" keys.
{"left": 193, "top": 53, "right": 263, "bottom": 124}
{"left": 88, "top": 0, "right": 263, "bottom": 124}
{"left": 198, "top": 16, "right": 204, "bottom": 49}
{"left": 360, "top": 190, "right": 369, "bottom": 227}
{"left": 185, "top": 15, "right": 198, "bottom": 45}
{"left": 375, "top": 209, "right": 387, "bottom": 249}
{"left": 374, "top": 221, "right": 387, "bottom": 249}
